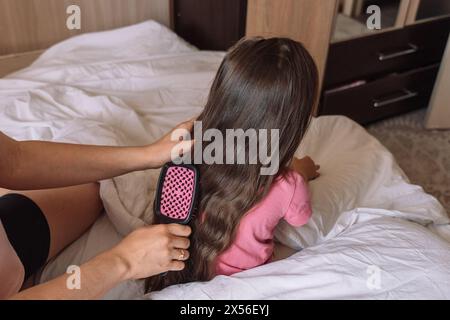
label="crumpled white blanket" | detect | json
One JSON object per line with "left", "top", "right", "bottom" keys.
{"left": 100, "top": 169, "right": 161, "bottom": 235}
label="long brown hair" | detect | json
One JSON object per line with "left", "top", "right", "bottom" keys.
{"left": 146, "top": 37, "right": 318, "bottom": 291}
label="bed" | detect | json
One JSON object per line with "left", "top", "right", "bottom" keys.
{"left": 1, "top": 21, "right": 449, "bottom": 300}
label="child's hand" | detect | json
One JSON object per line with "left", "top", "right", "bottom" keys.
{"left": 290, "top": 156, "right": 320, "bottom": 181}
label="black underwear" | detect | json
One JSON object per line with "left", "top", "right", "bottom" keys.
{"left": 0, "top": 193, "right": 50, "bottom": 280}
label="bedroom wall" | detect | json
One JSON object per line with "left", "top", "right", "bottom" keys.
{"left": 0, "top": 0, "right": 171, "bottom": 56}
{"left": 246, "top": 0, "right": 338, "bottom": 101}
{"left": 0, "top": 0, "right": 171, "bottom": 77}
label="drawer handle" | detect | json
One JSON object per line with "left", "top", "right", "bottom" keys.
{"left": 378, "top": 43, "right": 419, "bottom": 61}
{"left": 373, "top": 89, "right": 418, "bottom": 108}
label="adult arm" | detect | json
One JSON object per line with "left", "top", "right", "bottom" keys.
{"left": 11, "top": 224, "right": 191, "bottom": 300}
{"left": 0, "top": 120, "right": 193, "bottom": 190}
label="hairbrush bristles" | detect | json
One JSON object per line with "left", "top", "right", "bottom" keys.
{"left": 154, "top": 163, "right": 199, "bottom": 225}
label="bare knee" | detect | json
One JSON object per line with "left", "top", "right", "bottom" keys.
{"left": 0, "top": 188, "right": 12, "bottom": 197}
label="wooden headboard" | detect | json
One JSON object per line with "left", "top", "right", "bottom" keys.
{"left": 0, "top": 0, "right": 172, "bottom": 77}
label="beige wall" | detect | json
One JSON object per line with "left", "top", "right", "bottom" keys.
{"left": 246, "top": 0, "right": 338, "bottom": 95}
{"left": 0, "top": 0, "right": 171, "bottom": 56}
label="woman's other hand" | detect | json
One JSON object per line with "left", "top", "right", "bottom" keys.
{"left": 10, "top": 224, "right": 192, "bottom": 299}
{"left": 109, "top": 224, "right": 192, "bottom": 280}
{"left": 290, "top": 156, "right": 320, "bottom": 181}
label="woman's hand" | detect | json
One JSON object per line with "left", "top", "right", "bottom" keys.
{"left": 145, "top": 119, "right": 195, "bottom": 169}
{"left": 290, "top": 156, "right": 320, "bottom": 181}
{"left": 109, "top": 224, "right": 192, "bottom": 280}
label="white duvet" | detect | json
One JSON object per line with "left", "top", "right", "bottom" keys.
{"left": 1, "top": 21, "right": 449, "bottom": 300}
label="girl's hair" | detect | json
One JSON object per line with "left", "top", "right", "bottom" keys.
{"left": 146, "top": 37, "right": 318, "bottom": 291}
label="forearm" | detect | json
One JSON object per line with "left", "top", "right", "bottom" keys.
{"left": 1, "top": 120, "right": 193, "bottom": 190}
{"left": 11, "top": 223, "right": 192, "bottom": 300}
{"left": 4, "top": 140, "right": 152, "bottom": 190}
{"left": 11, "top": 250, "right": 128, "bottom": 300}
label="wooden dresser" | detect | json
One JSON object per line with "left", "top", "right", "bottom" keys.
{"left": 321, "top": 16, "right": 450, "bottom": 124}
{"left": 173, "top": 0, "right": 450, "bottom": 124}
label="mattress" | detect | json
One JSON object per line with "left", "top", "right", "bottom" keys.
{"left": 1, "top": 21, "right": 449, "bottom": 300}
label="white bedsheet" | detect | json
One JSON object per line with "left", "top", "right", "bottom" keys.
{"left": 1, "top": 21, "right": 449, "bottom": 300}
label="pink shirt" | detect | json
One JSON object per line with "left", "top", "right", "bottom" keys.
{"left": 216, "top": 170, "right": 312, "bottom": 276}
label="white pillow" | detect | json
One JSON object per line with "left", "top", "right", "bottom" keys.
{"left": 275, "top": 116, "right": 449, "bottom": 249}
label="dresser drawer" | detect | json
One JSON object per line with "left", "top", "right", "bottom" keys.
{"left": 320, "top": 64, "right": 440, "bottom": 124}
{"left": 324, "top": 17, "right": 450, "bottom": 88}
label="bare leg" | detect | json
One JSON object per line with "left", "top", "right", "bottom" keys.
{"left": 0, "top": 184, "right": 102, "bottom": 260}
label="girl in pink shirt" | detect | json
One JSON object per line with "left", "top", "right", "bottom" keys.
{"left": 215, "top": 165, "right": 315, "bottom": 276}
{"left": 147, "top": 37, "right": 320, "bottom": 291}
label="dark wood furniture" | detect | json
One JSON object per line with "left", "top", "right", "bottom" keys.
{"left": 173, "top": 0, "right": 247, "bottom": 51}
{"left": 172, "top": 0, "right": 449, "bottom": 125}
{"left": 320, "top": 17, "right": 450, "bottom": 124}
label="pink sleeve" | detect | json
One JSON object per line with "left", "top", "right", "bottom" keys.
{"left": 283, "top": 171, "right": 312, "bottom": 227}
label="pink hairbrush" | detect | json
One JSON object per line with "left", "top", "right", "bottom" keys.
{"left": 154, "top": 163, "right": 200, "bottom": 225}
